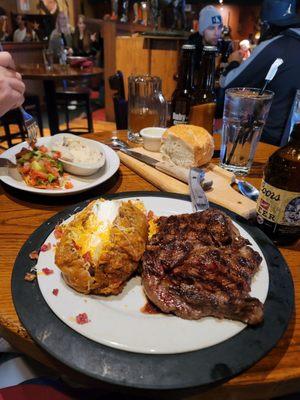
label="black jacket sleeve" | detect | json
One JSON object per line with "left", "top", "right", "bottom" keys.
{"left": 220, "top": 37, "right": 281, "bottom": 89}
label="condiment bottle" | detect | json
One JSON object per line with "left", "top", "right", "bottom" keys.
{"left": 189, "top": 45, "right": 217, "bottom": 134}
{"left": 256, "top": 123, "right": 300, "bottom": 245}
{"left": 170, "top": 44, "right": 195, "bottom": 126}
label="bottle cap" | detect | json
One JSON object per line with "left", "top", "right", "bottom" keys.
{"left": 182, "top": 44, "right": 196, "bottom": 50}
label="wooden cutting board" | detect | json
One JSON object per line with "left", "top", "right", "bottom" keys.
{"left": 118, "top": 147, "right": 257, "bottom": 219}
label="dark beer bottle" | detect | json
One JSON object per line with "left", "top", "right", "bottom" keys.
{"left": 170, "top": 44, "right": 195, "bottom": 126}
{"left": 189, "top": 45, "right": 217, "bottom": 133}
{"left": 256, "top": 123, "right": 300, "bottom": 245}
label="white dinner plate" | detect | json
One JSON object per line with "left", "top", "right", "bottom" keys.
{"left": 0, "top": 136, "right": 120, "bottom": 196}
{"left": 36, "top": 195, "right": 269, "bottom": 355}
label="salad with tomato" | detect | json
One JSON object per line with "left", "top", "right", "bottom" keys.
{"left": 16, "top": 145, "right": 73, "bottom": 190}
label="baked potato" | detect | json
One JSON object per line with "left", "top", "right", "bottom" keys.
{"left": 55, "top": 199, "right": 148, "bottom": 295}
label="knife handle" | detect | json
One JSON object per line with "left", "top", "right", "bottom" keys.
{"left": 155, "top": 161, "right": 189, "bottom": 183}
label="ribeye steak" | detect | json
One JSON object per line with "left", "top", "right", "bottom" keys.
{"left": 142, "top": 209, "right": 264, "bottom": 325}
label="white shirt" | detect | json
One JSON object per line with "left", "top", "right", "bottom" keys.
{"left": 13, "top": 28, "right": 27, "bottom": 42}
{"left": 13, "top": 28, "right": 37, "bottom": 43}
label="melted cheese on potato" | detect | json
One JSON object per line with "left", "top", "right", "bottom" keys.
{"left": 61, "top": 199, "right": 149, "bottom": 265}
{"left": 68, "top": 200, "right": 120, "bottom": 262}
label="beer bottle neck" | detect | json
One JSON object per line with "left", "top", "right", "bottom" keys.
{"left": 177, "top": 50, "right": 194, "bottom": 91}
{"left": 197, "top": 52, "right": 216, "bottom": 93}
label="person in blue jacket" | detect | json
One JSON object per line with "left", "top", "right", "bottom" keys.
{"left": 220, "top": 0, "right": 300, "bottom": 146}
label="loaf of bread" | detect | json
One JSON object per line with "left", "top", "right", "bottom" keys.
{"left": 160, "top": 124, "right": 214, "bottom": 168}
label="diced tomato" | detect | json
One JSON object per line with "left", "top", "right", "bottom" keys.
{"left": 16, "top": 144, "right": 66, "bottom": 190}
{"left": 43, "top": 160, "right": 52, "bottom": 173}
{"left": 83, "top": 251, "right": 92, "bottom": 263}
{"left": 52, "top": 288, "right": 59, "bottom": 296}
{"left": 39, "top": 145, "right": 48, "bottom": 153}
{"left": 42, "top": 267, "right": 54, "bottom": 275}
{"left": 65, "top": 181, "right": 74, "bottom": 189}
{"left": 76, "top": 313, "right": 90, "bottom": 325}
{"left": 43, "top": 160, "right": 59, "bottom": 177}
{"left": 40, "top": 243, "right": 51, "bottom": 252}
{"left": 30, "top": 170, "right": 48, "bottom": 180}
{"left": 51, "top": 168, "right": 60, "bottom": 178}
{"left": 26, "top": 177, "right": 37, "bottom": 186}
{"left": 20, "top": 164, "right": 31, "bottom": 174}
{"left": 52, "top": 151, "right": 61, "bottom": 160}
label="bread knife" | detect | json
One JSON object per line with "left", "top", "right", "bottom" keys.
{"left": 119, "top": 148, "right": 213, "bottom": 190}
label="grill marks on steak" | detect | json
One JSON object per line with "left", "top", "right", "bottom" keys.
{"left": 142, "top": 209, "right": 264, "bottom": 325}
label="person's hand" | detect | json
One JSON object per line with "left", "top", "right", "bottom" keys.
{"left": 0, "top": 52, "right": 25, "bottom": 117}
{"left": 228, "top": 50, "right": 243, "bottom": 64}
{"left": 90, "top": 32, "right": 97, "bottom": 42}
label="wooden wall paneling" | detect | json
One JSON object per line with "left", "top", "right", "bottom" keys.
{"left": 85, "top": 18, "right": 104, "bottom": 36}
{"left": 148, "top": 38, "right": 180, "bottom": 101}
{"left": 103, "top": 21, "right": 117, "bottom": 121}
{"left": 238, "top": 5, "right": 261, "bottom": 39}
{"left": 73, "top": 0, "right": 80, "bottom": 23}
{"left": 116, "top": 36, "right": 150, "bottom": 101}
{"left": 85, "top": 19, "right": 184, "bottom": 121}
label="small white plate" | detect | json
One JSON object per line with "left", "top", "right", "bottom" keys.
{"left": 36, "top": 196, "right": 269, "bottom": 355}
{"left": 0, "top": 136, "right": 120, "bottom": 196}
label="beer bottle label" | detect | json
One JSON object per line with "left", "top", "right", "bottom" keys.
{"left": 172, "top": 112, "right": 188, "bottom": 125}
{"left": 256, "top": 180, "right": 300, "bottom": 227}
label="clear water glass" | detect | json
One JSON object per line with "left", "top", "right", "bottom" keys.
{"left": 220, "top": 88, "right": 274, "bottom": 176}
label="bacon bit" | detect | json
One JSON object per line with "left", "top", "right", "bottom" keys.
{"left": 76, "top": 313, "right": 90, "bottom": 325}
{"left": 40, "top": 243, "right": 52, "bottom": 252}
{"left": 24, "top": 272, "right": 36, "bottom": 282}
{"left": 42, "top": 267, "right": 54, "bottom": 275}
{"left": 29, "top": 250, "right": 39, "bottom": 260}
{"left": 64, "top": 181, "right": 74, "bottom": 189}
{"left": 72, "top": 240, "right": 81, "bottom": 251}
{"left": 54, "top": 225, "right": 63, "bottom": 239}
{"left": 83, "top": 251, "right": 92, "bottom": 264}
{"left": 52, "top": 288, "right": 59, "bottom": 296}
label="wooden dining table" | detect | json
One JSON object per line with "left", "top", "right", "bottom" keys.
{"left": 16, "top": 64, "right": 103, "bottom": 136}
{"left": 0, "top": 126, "right": 299, "bottom": 400}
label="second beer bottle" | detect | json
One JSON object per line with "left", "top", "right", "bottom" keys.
{"left": 170, "top": 44, "right": 196, "bottom": 126}
{"left": 189, "top": 45, "right": 217, "bottom": 134}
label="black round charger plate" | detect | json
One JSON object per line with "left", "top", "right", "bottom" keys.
{"left": 12, "top": 192, "right": 294, "bottom": 391}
